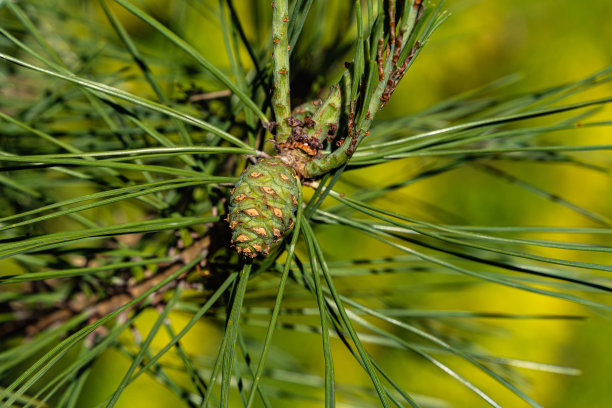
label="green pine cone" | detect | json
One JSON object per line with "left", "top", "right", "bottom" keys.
{"left": 228, "top": 158, "right": 300, "bottom": 258}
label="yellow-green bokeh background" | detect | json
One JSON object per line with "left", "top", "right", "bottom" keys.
{"left": 8, "top": 0, "right": 610, "bottom": 407}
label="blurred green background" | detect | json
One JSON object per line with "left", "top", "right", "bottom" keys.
{"left": 3, "top": 0, "right": 611, "bottom": 407}
{"left": 363, "top": 1, "right": 612, "bottom": 406}
{"left": 393, "top": 3, "right": 612, "bottom": 405}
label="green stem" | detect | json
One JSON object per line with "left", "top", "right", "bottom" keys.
{"left": 359, "top": 0, "right": 423, "bottom": 137}
{"left": 272, "top": 0, "right": 292, "bottom": 142}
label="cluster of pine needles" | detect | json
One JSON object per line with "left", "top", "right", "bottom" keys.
{"left": 0, "top": 1, "right": 611, "bottom": 407}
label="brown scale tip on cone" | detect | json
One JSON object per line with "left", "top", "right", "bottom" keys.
{"left": 252, "top": 227, "right": 268, "bottom": 236}
{"left": 271, "top": 207, "right": 283, "bottom": 219}
{"left": 243, "top": 208, "right": 260, "bottom": 217}
{"left": 235, "top": 234, "right": 250, "bottom": 243}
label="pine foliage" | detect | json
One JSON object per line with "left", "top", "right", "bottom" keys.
{"left": 0, "top": 1, "right": 611, "bottom": 407}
